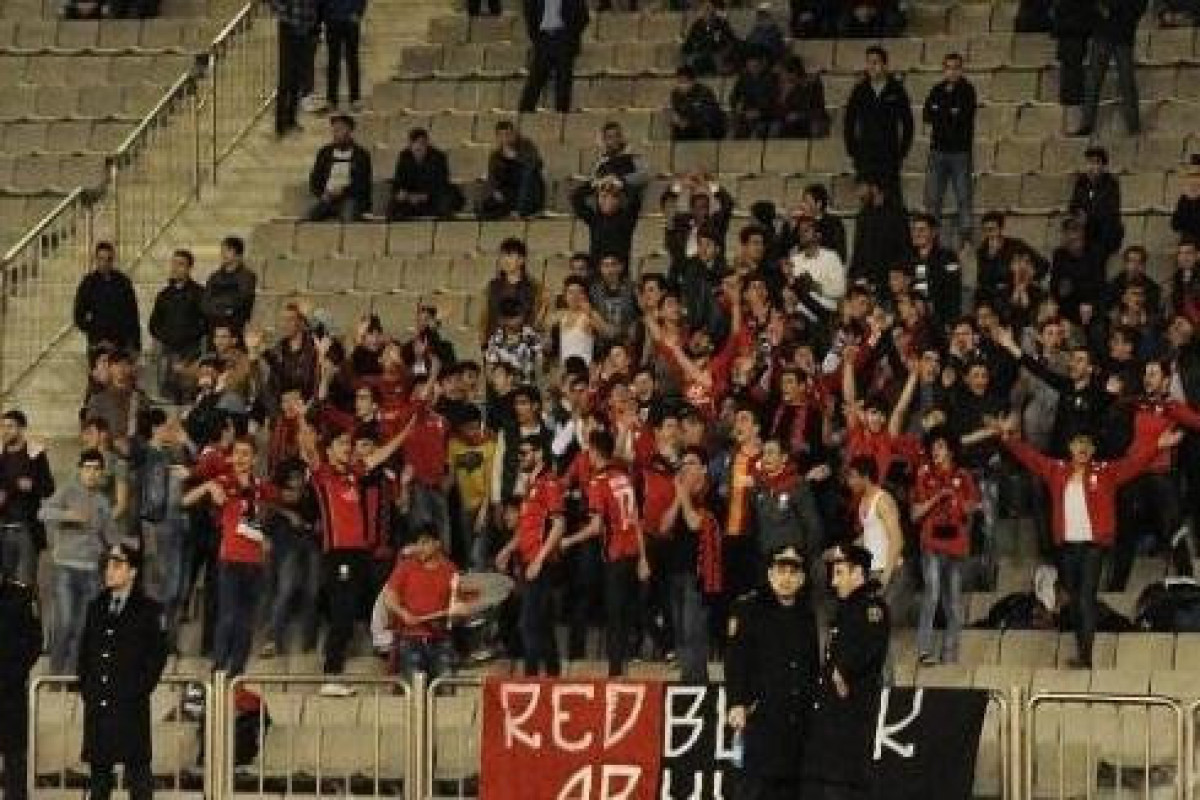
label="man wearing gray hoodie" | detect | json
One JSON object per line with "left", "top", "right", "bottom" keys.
{"left": 41, "top": 450, "right": 118, "bottom": 674}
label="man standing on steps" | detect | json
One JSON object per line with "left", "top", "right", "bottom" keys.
{"left": 73, "top": 241, "right": 142, "bottom": 355}
{"left": 518, "top": 0, "right": 590, "bottom": 114}
{"left": 271, "top": 0, "right": 318, "bottom": 137}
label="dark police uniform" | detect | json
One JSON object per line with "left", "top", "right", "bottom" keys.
{"left": 804, "top": 580, "right": 890, "bottom": 800}
{"left": 724, "top": 586, "right": 820, "bottom": 800}
{"left": 0, "top": 578, "right": 42, "bottom": 800}
{"left": 78, "top": 555, "right": 168, "bottom": 800}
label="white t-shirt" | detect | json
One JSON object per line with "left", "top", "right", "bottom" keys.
{"left": 326, "top": 147, "right": 354, "bottom": 193}
{"left": 1063, "top": 476, "right": 1093, "bottom": 543}
{"left": 790, "top": 247, "right": 846, "bottom": 310}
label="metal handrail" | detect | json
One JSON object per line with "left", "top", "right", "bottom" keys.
{"left": 112, "top": 70, "right": 197, "bottom": 158}
{"left": 210, "top": 0, "right": 259, "bottom": 49}
{"left": 0, "top": 188, "right": 86, "bottom": 264}
{"left": 1186, "top": 699, "right": 1200, "bottom": 800}
{"left": 1025, "top": 691, "right": 1187, "bottom": 800}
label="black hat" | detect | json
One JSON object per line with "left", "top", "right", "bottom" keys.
{"left": 768, "top": 544, "right": 804, "bottom": 569}
{"left": 834, "top": 543, "right": 873, "bottom": 573}
{"left": 103, "top": 542, "right": 143, "bottom": 570}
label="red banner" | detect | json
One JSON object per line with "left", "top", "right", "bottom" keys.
{"left": 480, "top": 677, "right": 666, "bottom": 800}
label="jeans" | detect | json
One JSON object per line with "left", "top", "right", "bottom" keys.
{"left": 322, "top": 549, "right": 370, "bottom": 674}
{"left": 518, "top": 567, "right": 560, "bottom": 676}
{"left": 1056, "top": 36, "right": 1088, "bottom": 105}
{"left": 325, "top": 18, "right": 361, "bottom": 106}
{"left": 925, "top": 151, "right": 974, "bottom": 247}
{"left": 1060, "top": 542, "right": 1104, "bottom": 665}
{"left": 214, "top": 562, "right": 264, "bottom": 677}
{"left": 1081, "top": 38, "right": 1140, "bottom": 133}
{"left": 1110, "top": 472, "right": 1191, "bottom": 591}
{"left": 395, "top": 637, "right": 454, "bottom": 680}
{"left": 518, "top": 30, "right": 577, "bottom": 113}
{"left": 0, "top": 523, "right": 36, "bottom": 586}
{"left": 668, "top": 572, "right": 709, "bottom": 682}
{"left": 51, "top": 565, "right": 98, "bottom": 674}
{"left": 604, "top": 557, "right": 640, "bottom": 676}
{"left": 268, "top": 534, "right": 320, "bottom": 652}
{"left": 90, "top": 760, "right": 153, "bottom": 800}
{"left": 146, "top": 515, "right": 189, "bottom": 645}
{"left": 410, "top": 484, "right": 452, "bottom": 551}
{"left": 566, "top": 539, "right": 602, "bottom": 659}
{"left": 971, "top": 466, "right": 1001, "bottom": 589}
{"left": 308, "top": 193, "right": 365, "bottom": 222}
{"left": 153, "top": 345, "right": 197, "bottom": 404}
{"left": 916, "top": 552, "right": 964, "bottom": 663}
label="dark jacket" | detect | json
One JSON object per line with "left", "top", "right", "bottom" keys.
{"left": 724, "top": 588, "right": 820, "bottom": 779}
{"left": 319, "top": 0, "right": 364, "bottom": 21}
{"left": 1069, "top": 171, "right": 1124, "bottom": 259}
{"left": 1093, "top": 0, "right": 1146, "bottom": 44}
{"left": 681, "top": 13, "right": 739, "bottom": 72}
{"left": 522, "top": 0, "right": 589, "bottom": 49}
{"left": 392, "top": 146, "right": 453, "bottom": 197}
{"left": 923, "top": 78, "right": 977, "bottom": 154}
{"left": 201, "top": 263, "right": 257, "bottom": 332}
{"left": 1050, "top": 242, "right": 1108, "bottom": 319}
{"left": 843, "top": 74, "right": 914, "bottom": 170}
{"left": 0, "top": 444, "right": 55, "bottom": 536}
{"left": 775, "top": 75, "right": 830, "bottom": 138}
{"left": 749, "top": 469, "right": 824, "bottom": 558}
{"left": 1020, "top": 355, "right": 1115, "bottom": 456}
{"left": 73, "top": 269, "right": 141, "bottom": 351}
{"left": 1053, "top": 0, "right": 1096, "bottom": 36}
{"left": 730, "top": 68, "right": 778, "bottom": 117}
{"left": 78, "top": 588, "right": 168, "bottom": 765}
{"left": 849, "top": 199, "right": 911, "bottom": 288}
{"left": 670, "top": 82, "right": 727, "bottom": 139}
{"left": 908, "top": 244, "right": 963, "bottom": 327}
{"left": 805, "top": 581, "right": 890, "bottom": 788}
{"left": 148, "top": 278, "right": 206, "bottom": 354}
{"left": 309, "top": 141, "right": 373, "bottom": 212}
{"left": 1172, "top": 194, "right": 1200, "bottom": 242}
{"left": 0, "top": 578, "right": 42, "bottom": 751}
{"left": 976, "top": 236, "right": 1050, "bottom": 308}
{"left": 571, "top": 183, "right": 639, "bottom": 267}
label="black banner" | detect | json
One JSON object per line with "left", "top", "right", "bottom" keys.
{"left": 658, "top": 685, "right": 989, "bottom": 800}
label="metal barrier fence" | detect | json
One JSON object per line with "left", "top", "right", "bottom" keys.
{"left": 0, "top": 1, "right": 276, "bottom": 396}
{"left": 27, "top": 675, "right": 214, "bottom": 799}
{"left": 1188, "top": 700, "right": 1200, "bottom": 800}
{"left": 0, "top": 189, "right": 93, "bottom": 392}
{"left": 1025, "top": 692, "right": 1187, "bottom": 800}
{"left": 224, "top": 674, "right": 416, "bottom": 799}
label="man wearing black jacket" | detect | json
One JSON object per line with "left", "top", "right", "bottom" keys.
{"left": 389, "top": 128, "right": 462, "bottom": 220}
{"left": 571, "top": 179, "right": 638, "bottom": 269}
{"left": 308, "top": 114, "right": 372, "bottom": 222}
{"left": 201, "top": 237, "right": 257, "bottom": 335}
{"left": 848, "top": 173, "right": 910, "bottom": 291}
{"left": 907, "top": 213, "right": 962, "bottom": 327}
{"left": 843, "top": 46, "right": 913, "bottom": 207}
{"left": 73, "top": 241, "right": 141, "bottom": 353}
{"left": 148, "top": 250, "right": 206, "bottom": 403}
{"left": 922, "top": 52, "right": 976, "bottom": 249}
{"left": 975, "top": 212, "right": 1049, "bottom": 308}
{"left": 726, "top": 545, "right": 819, "bottom": 800}
{"left": 0, "top": 410, "right": 54, "bottom": 588}
{"left": 518, "top": 0, "right": 589, "bottom": 114}
{"left": 1076, "top": 0, "right": 1146, "bottom": 135}
{"left": 0, "top": 560, "right": 41, "bottom": 800}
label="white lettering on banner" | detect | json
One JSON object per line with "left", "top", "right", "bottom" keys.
{"left": 659, "top": 771, "right": 726, "bottom": 800}
{"left": 713, "top": 687, "right": 736, "bottom": 761}
{"left": 872, "top": 687, "right": 923, "bottom": 760}
{"left": 557, "top": 765, "right": 644, "bottom": 800}
{"left": 501, "top": 683, "right": 543, "bottom": 749}
{"left": 605, "top": 684, "right": 646, "bottom": 747}
{"left": 663, "top": 686, "right": 706, "bottom": 757}
{"left": 554, "top": 685, "right": 597, "bottom": 753}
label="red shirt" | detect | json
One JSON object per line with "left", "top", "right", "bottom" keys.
{"left": 587, "top": 466, "right": 642, "bottom": 561}
{"left": 402, "top": 406, "right": 449, "bottom": 487}
{"left": 640, "top": 456, "right": 677, "bottom": 538}
{"left": 312, "top": 462, "right": 368, "bottom": 551}
{"left": 516, "top": 471, "right": 565, "bottom": 566}
{"left": 193, "top": 445, "right": 232, "bottom": 482}
{"left": 214, "top": 474, "right": 279, "bottom": 565}
{"left": 846, "top": 426, "right": 921, "bottom": 483}
{"left": 1132, "top": 398, "right": 1200, "bottom": 473}
{"left": 386, "top": 555, "right": 458, "bottom": 640}
{"left": 913, "top": 463, "right": 980, "bottom": 557}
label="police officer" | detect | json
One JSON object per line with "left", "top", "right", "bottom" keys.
{"left": 78, "top": 543, "right": 168, "bottom": 800}
{"left": 0, "top": 551, "right": 42, "bottom": 800}
{"left": 724, "top": 544, "right": 820, "bottom": 800}
{"left": 804, "top": 544, "right": 891, "bottom": 800}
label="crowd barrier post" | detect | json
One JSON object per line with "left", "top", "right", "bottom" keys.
{"left": 424, "top": 674, "right": 484, "bottom": 800}
{"left": 1024, "top": 692, "right": 1186, "bottom": 800}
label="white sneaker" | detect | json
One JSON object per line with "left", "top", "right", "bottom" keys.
{"left": 318, "top": 682, "right": 356, "bottom": 697}
{"left": 301, "top": 95, "right": 327, "bottom": 113}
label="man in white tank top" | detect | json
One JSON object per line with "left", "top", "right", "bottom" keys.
{"left": 845, "top": 456, "right": 904, "bottom": 590}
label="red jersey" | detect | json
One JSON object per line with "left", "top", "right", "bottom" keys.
{"left": 192, "top": 444, "right": 232, "bottom": 482}
{"left": 913, "top": 464, "right": 980, "bottom": 557}
{"left": 846, "top": 426, "right": 921, "bottom": 484}
{"left": 386, "top": 555, "right": 458, "bottom": 640}
{"left": 516, "top": 470, "right": 565, "bottom": 566}
{"left": 214, "top": 474, "right": 279, "bottom": 565}
{"left": 311, "top": 462, "right": 368, "bottom": 551}
{"left": 587, "top": 466, "right": 642, "bottom": 561}
{"left": 639, "top": 456, "right": 677, "bottom": 538}
{"left": 402, "top": 406, "right": 449, "bottom": 487}
{"left": 1132, "top": 398, "right": 1200, "bottom": 473}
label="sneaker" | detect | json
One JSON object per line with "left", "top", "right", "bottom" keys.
{"left": 259, "top": 641, "right": 278, "bottom": 659}
{"left": 301, "top": 95, "right": 327, "bottom": 113}
{"left": 918, "top": 653, "right": 939, "bottom": 667}
{"left": 319, "top": 682, "right": 356, "bottom": 697}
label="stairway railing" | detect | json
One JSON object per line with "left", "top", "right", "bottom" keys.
{"left": 0, "top": 1, "right": 277, "bottom": 395}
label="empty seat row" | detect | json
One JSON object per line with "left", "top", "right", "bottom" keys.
{"left": 0, "top": 118, "right": 134, "bottom": 153}
{"left": 0, "top": 18, "right": 215, "bottom": 51}
{"left": 0, "top": 83, "right": 173, "bottom": 120}
{"left": 0, "top": 52, "right": 192, "bottom": 87}
{"left": 0, "top": 191, "right": 65, "bottom": 248}
{"left": 0, "top": 153, "right": 108, "bottom": 192}
{"left": 377, "top": 72, "right": 1200, "bottom": 115}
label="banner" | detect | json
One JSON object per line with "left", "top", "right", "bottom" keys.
{"left": 479, "top": 678, "right": 989, "bottom": 800}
